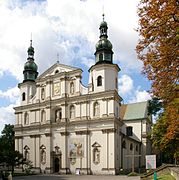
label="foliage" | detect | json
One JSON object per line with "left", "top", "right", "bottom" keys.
{"left": 136, "top": 0, "right": 179, "bottom": 162}
{"left": 23, "top": 160, "right": 33, "bottom": 175}
{"left": 148, "top": 97, "right": 163, "bottom": 115}
{"left": 136, "top": 0, "right": 179, "bottom": 104}
{"left": 151, "top": 101, "right": 179, "bottom": 162}
{"left": 0, "top": 124, "right": 24, "bottom": 173}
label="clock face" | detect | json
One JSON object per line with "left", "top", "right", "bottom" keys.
{"left": 54, "top": 82, "right": 60, "bottom": 95}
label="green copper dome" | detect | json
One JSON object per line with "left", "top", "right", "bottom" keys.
{"left": 24, "top": 60, "right": 38, "bottom": 72}
{"left": 23, "top": 40, "right": 38, "bottom": 82}
{"left": 96, "top": 38, "right": 112, "bottom": 51}
{"left": 94, "top": 15, "right": 113, "bottom": 65}
{"left": 100, "top": 21, "right": 108, "bottom": 28}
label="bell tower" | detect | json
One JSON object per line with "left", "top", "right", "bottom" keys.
{"left": 89, "top": 15, "right": 120, "bottom": 93}
{"left": 18, "top": 40, "right": 38, "bottom": 105}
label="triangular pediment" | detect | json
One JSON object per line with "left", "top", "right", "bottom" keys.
{"left": 38, "top": 62, "right": 80, "bottom": 79}
{"left": 92, "top": 141, "right": 101, "bottom": 147}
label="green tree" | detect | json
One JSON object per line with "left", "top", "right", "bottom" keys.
{"left": 0, "top": 124, "right": 24, "bottom": 173}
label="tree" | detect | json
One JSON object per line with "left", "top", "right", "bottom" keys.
{"left": 0, "top": 124, "right": 24, "bottom": 174}
{"left": 136, "top": 0, "right": 179, "bottom": 161}
{"left": 136, "top": 0, "right": 179, "bottom": 103}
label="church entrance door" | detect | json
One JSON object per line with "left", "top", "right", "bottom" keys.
{"left": 54, "top": 158, "right": 60, "bottom": 173}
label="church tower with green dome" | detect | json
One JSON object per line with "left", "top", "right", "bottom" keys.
{"left": 95, "top": 14, "right": 113, "bottom": 64}
{"left": 23, "top": 40, "right": 38, "bottom": 82}
{"left": 88, "top": 15, "right": 121, "bottom": 94}
{"left": 18, "top": 40, "right": 38, "bottom": 106}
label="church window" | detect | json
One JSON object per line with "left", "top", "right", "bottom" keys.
{"left": 130, "top": 143, "right": 133, "bottom": 151}
{"left": 93, "top": 147, "right": 100, "bottom": 165}
{"left": 41, "top": 110, "right": 46, "bottom": 122}
{"left": 22, "top": 92, "right": 26, "bottom": 101}
{"left": 41, "top": 88, "right": 45, "bottom": 100}
{"left": 55, "top": 70, "right": 59, "bottom": 74}
{"left": 126, "top": 126, "right": 133, "bottom": 136}
{"left": 97, "top": 76, "right": 102, "bottom": 86}
{"left": 70, "top": 105, "right": 75, "bottom": 119}
{"left": 99, "top": 53, "right": 103, "bottom": 61}
{"left": 136, "top": 145, "right": 138, "bottom": 152}
{"left": 40, "top": 145, "right": 46, "bottom": 164}
{"left": 122, "top": 140, "right": 126, "bottom": 149}
{"left": 55, "top": 108, "right": 62, "bottom": 122}
{"left": 116, "top": 78, "right": 118, "bottom": 89}
{"left": 24, "top": 112, "right": 29, "bottom": 125}
{"left": 70, "top": 82, "right": 74, "bottom": 94}
{"left": 93, "top": 102, "right": 100, "bottom": 117}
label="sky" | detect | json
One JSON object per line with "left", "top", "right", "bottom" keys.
{"left": 0, "top": 0, "right": 151, "bottom": 134}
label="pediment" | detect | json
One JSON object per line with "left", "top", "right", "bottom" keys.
{"left": 37, "top": 62, "right": 79, "bottom": 79}
{"left": 92, "top": 141, "right": 101, "bottom": 147}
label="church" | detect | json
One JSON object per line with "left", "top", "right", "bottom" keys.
{"left": 14, "top": 16, "right": 152, "bottom": 175}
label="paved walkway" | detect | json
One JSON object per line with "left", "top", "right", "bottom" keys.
{"left": 13, "top": 174, "right": 140, "bottom": 180}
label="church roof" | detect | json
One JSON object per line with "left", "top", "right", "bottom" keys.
{"left": 120, "top": 101, "right": 149, "bottom": 120}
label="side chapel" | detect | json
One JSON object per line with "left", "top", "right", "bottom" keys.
{"left": 14, "top": 16, "right": 152, "bottom": 175}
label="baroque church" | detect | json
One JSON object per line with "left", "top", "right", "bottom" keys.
{"left": 14, "top": 17, "right": 152, "bottom": 175}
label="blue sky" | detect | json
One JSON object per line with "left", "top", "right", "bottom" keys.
{"left": 0, "top": 0, "right": 151, "bottom": 134}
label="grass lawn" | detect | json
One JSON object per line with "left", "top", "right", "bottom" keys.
{"left": 151, "top": 173, "right": 176, "bottom": 180}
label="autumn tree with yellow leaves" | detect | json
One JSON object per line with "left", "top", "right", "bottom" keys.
{"left": 136, "top": 0, "right": 179, "bottom": 163}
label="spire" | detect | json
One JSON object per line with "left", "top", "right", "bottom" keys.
{"left": 94, "top": 14, "right": 113, "bottom": 65}
{"left": 27, "top": 38, "right": 34, "bottom": 60}
{"left": 23, "top": 38, "right": 38, "bottom": 82}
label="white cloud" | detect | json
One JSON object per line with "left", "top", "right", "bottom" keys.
{"left": 0, "top": 104, "right": 16, "bottom": 134}
{"left": 0, "top": 86, "right": 20, "bottom": 103}
{"left": 129, "top": 89, "right": 151, "bottom": 103}
{"left": 118, "top": 74, "right": 134, "bottom": 95}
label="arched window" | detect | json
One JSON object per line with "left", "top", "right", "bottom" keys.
{"left": 94, "top": 102, "right": 100, "bottom": 117}
{"left": 41, "top": 88, "right": 45, "bottom": 100}
{"left": 55, "top": 108, "right": 62, "bottom": 122}
{"left": 99, "top": 53, "right": 103, "bottom": 61}
{"left": 22, "top": 92, "right": 26, "bottom": 101}
{"left": 24, "top": 112, "right": 29, "bottom": 125}
{"left": 41, "top": 110, "right": 46, "bottom": 122}
{"left": 70, "top": 82, "right": 74, "bottom": 94}
{"left": 70, "top": 105, "right": 75, "bottom": 119}
{"left": 97, "top": 76, "right": 102, "bottom": 86}
{"left": 116, "top": 78, "right": 118, "bottom": 89}
{"left": 130, "top": 143, "right": 133, "bottom": 151}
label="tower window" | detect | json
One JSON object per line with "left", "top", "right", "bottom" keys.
{"left": 97, "top": 76, "right": 102, "bottom": 86}
{"left": 99, "top": 53, "right": 103, "bottom": 61}
{"left": 22, "top": 92, "right": 26, "bottom": 101}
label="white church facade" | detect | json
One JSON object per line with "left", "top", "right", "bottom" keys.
{"left": 14, "top": 17, "right": 152, "bottom": 175}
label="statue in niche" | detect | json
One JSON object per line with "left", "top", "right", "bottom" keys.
{"left": 55, "top": 109, "right": 62, "bottom": 122}
{"left": 41, "top": 149, "right": 46, "bottom": 164}
{"left": 93, "top": 147, "right": 100, "bottom": 164}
